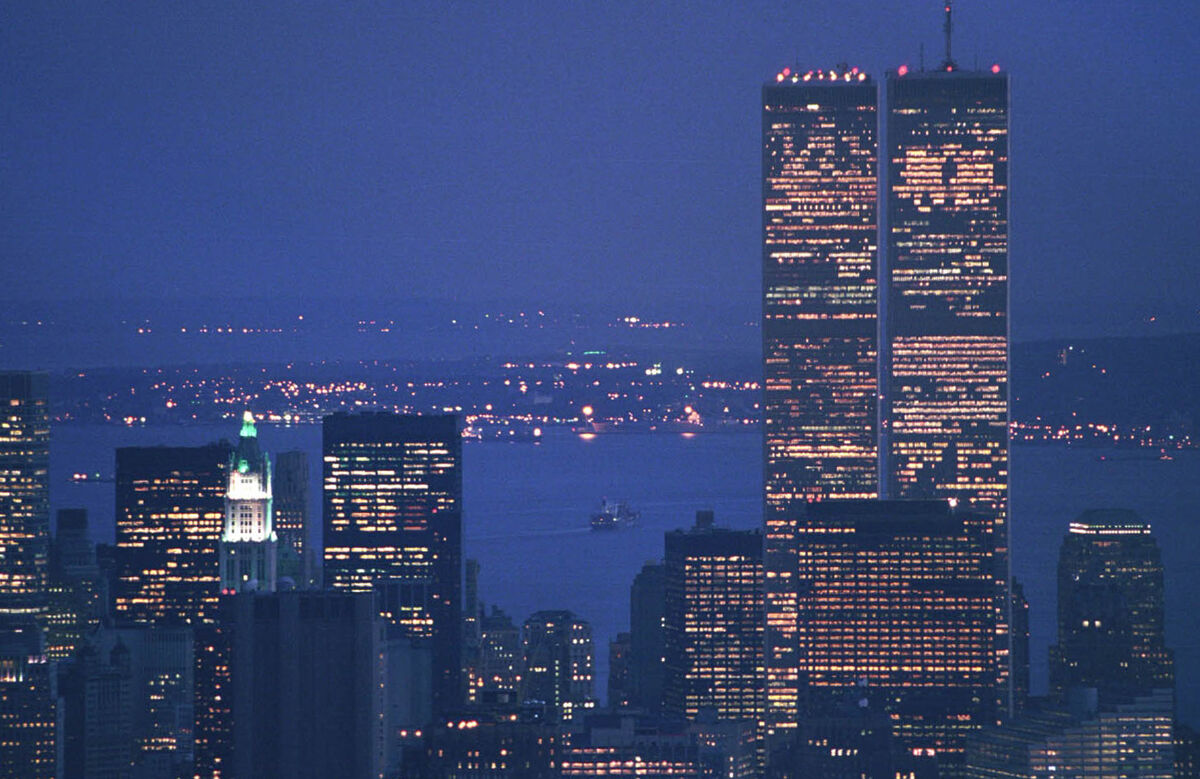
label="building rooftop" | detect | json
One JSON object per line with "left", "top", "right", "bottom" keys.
{"left": 1069, "top": 509, "right": 1152, "bottom": 536}
{"left": 771, "top": 66, "right": 870, "bottom": 85}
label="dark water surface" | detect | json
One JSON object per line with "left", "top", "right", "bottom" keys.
{"left": 50, "top": 425, "right": 1198, "bottom": 724}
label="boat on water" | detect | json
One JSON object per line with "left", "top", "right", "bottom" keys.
{"left": 590, "top": 499, "right": 639, "bottom": 531}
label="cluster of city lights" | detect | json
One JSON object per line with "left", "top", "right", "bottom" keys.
{"left": 775, "top": 66, "right": 868, "bottom": 83}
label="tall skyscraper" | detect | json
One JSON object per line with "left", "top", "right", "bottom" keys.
{"left": 219, "top": 412, "right": 278, "bottom": 594}
{"left": 1050, "top": 510, "right": 1173, "bottom": 697}
{"left": 322, "top": 412, "right": 462, "bottom": 715}
{"left": 115, "top": 442, "right": 230, "bottom": 625}
{"left": 882, "top": 48, "right": 1011, "bottom": 707}
{"left": 0, "top": 372, "right": 50, "bottom": 618}
{"left": 663, "top": 511, "right": 763, "bottom": 724}
{"left": 762, "top": 70, "right": 879, "bottom": 733}
{"left": 520, "top": 609, "right": 595, "bottom": 723}
{"left": 791, "top": 499, "right": 1000, "bottom": 770}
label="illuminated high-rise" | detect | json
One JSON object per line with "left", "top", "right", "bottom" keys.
{"left": 115, "top": 442, "right": 230, "bottom": 625}
{"left": 883, "top": 54, "right": 1011, "bottom": 710}
{"left": 1050, "top": 511, "right": 1173, "bottom": 697}
{"left": 663, "top": 511, "right": 763, "bottom": 724}
{"left": 762, "top": 66, "right": 879, "bottom": 734}
{"left": 219, "top": 412, "right": 278, "bottom": 594}
{"left": 0, "top": 372, "right": 50, "bottom": 618}
{"left": 322, "top": 412, "right": 462, "bottom": 715}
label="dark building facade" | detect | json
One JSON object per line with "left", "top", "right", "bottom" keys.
{"left": 103, "top": 624, "right": 196, "bottom": 777}
{"left": 629, "top": 561, "right": 666, "bottom": 713}
{"left": 559, "top": 712, "right": 705, "bottom": 778}
{"left": 520, "top": 609, "right": 594, "bottom": 724}
{"left": 417, "top": 711, "right": 559, "bottom": 779}
{"left": 45, "top": 508, "right": 106, "bottom": 662}
{"left": 767, "top": 688, "right": 910, "bottom": 779}
{"left": 478, "top": 605, "right": 521, "bottom": 702}
{"left": 272, "top": 450, "right": 312, "bottom": 587}
{"left": 323, "top": 412, "right": 462, "bottom": 716}
{"left": 65, "top": 624, "right": 196, "bottom": 777}
{"left": 1012, "top": 578, "right": 1030, "bottom": 711}
{"left": 463, "top": 558, "right": 481, "bottom": 703}
{"left": 213, "top": 591, "right": 385, "bottom": 779}
{"left": 0, "top": 372, "right": 50, "bottom": 619}
{"left": 0, "top": 617, "right": 56, "bottom": 778}
{"left": 607, "top": 631, "right": 633, "bottom": 709}
{"left": 762, "top": 73, "right": 879, "bottom": 734}
{"left": 60, "top": 640, "right": 135, "bottom": 779}
{"left": 1177, "top": 723, "right": 1200, "bottom": 779}
{"left": 193, "top": 625, "right": 230, "bottom": 778}
{"left": 964, "top": 689, "right": 1175, "bottom": 779}
{"left": 663, "top": 511, "right": 763, "bottom": 724}
{"left": 1050, "top": 510, "right": 1173, "bottom": 697}
{"left": 114, "top": 443, "right": 231, "bottom": 625}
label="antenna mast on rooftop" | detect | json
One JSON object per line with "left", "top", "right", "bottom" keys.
{"left": 942, "top": 1, "right": 957, "bottom": 71}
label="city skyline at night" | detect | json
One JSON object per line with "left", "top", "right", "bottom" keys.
{"left": 0, "top": 2, "right": 1196, "bottom": 776}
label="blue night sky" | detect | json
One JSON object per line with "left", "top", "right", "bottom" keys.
{"left": 2, "top": 1, "right": 1197, "bottom": 340}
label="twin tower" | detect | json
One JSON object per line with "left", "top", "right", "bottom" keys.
{"left": 761, "top": 59, "right": 1010, "bottom": 735}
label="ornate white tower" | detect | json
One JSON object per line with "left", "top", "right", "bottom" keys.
{"left": 219, "top": 411, "right": 278, "bottom": 593}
